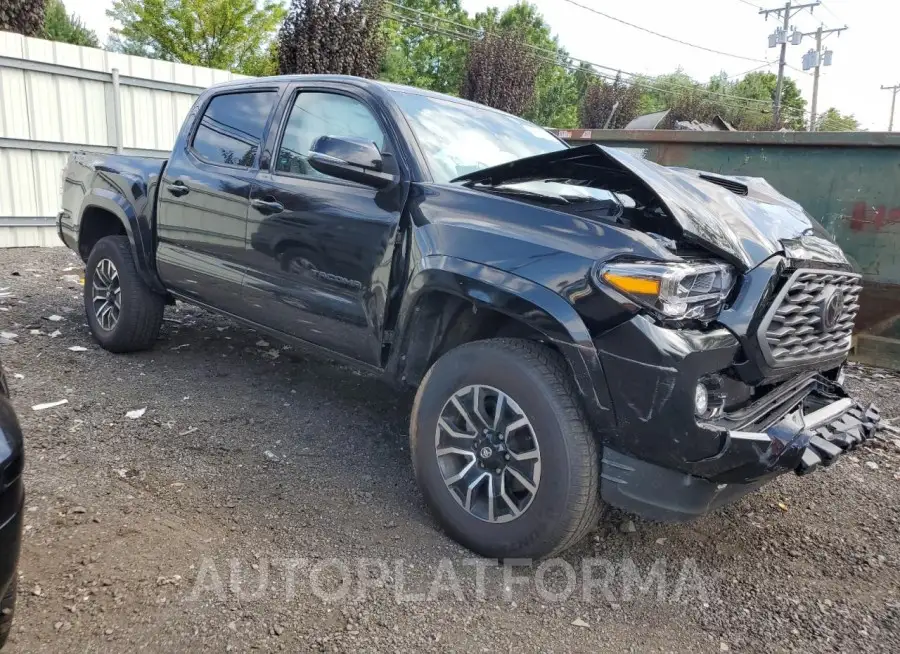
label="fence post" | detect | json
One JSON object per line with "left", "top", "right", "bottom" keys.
{"left": 111, "top": 68, "right": 123, "bottom": 154}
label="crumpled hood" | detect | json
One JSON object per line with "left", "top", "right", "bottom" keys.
{"left": 452, "top": 144, "right": 847, "bottom": 271}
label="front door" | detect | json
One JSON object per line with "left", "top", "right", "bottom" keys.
{"left": 156, "top": 88, "right": 279, "bottom": 316}
{"left": 243, "top": 88, "right": 406, "bottom": 367}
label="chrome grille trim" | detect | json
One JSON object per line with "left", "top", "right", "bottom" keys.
{"left": 757, "top": 268, "right": 861, "bottom": 366}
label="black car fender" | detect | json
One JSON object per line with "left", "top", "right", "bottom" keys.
{"left": 389, "top": 255, "right": 616, "bottom": 430}
{"left": 78, "top": 187, "right": 165, "bottom": 293}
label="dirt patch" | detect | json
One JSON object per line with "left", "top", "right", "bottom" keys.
{"left": 2, "top": 247, "right": 899, "bottom": 652}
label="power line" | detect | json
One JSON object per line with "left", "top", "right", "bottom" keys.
{"left": 819, "top": 1, "right": 845, "bottom": 24}
{"left": 383, "top": 6, "right": 808, "bottom": 117}
{"left": 726, "top": 63, "right": 774, "bottom": 80}
{"left": 736, "top": 0, "right": 762, "bottom": 8}
{"left": 559, "top": 0, "right": 770, "bottom": 64}
{"left": 758, "top": 1, "right": 821, "bottom": 123}
{"left": 385, "top": 1, "right": 481, "bottom": 37}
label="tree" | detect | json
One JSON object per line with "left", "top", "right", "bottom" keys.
{"left": 0, "top": 0, "right": 45, "bottom": 36}
{"left": 278, "top": 0, "right": 386, "bottom": 78}
{"left": 579, "top": 74, "right": 641, "bottom": 129}
{"left": 473, "top": 2, "right": 577, "bottom": 127}
{"left": 627, "top": 69, "right": 810, "bottom": 131}
{"left": 379, "top": 0, "right": 471, "bottom": 95}
{"left": 106, "top": 0, "right": 285, "bottom": 75}
{"left": 460, "top": 27, "right": 540, "bottom": 116}
{"left": 732, "top": 71, "right": 806, "bottom": 130}
{"left": 42, "top": 0, "right": 99, "bottom": 47}
{"left": 815, "top": 107, "right": 861, "bottom": 132}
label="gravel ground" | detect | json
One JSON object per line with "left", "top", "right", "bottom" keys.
{"left": 1, "top": 247, "right": 899, "bottom": 653}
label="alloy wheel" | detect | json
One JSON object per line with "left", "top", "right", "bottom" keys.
{"left": 92, "top": 258, "right": 121, "bottom": 331}
{"left": 434, "top": 384, "right": 541, "bottom": 523}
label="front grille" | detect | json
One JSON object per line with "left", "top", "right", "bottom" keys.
{"left": 758, "top": 268, "right": 861, "bottom": 366}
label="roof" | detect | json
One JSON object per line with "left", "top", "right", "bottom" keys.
{"left": 207, "top": 74, "right": 512, "bottom": 116}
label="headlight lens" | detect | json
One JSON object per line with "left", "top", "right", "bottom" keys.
{"left": 596, "top": 260, "right": 735, "bottom": 322}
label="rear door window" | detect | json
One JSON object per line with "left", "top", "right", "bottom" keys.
{"left": 192, "top": 91, "right": 277, "bottom": 167}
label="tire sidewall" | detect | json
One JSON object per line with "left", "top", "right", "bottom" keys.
{"left": 412, "top": 342, "right": 588, "bottom": 559}
{"left": 84, "top": 237, "right": 127, "bottom": 348}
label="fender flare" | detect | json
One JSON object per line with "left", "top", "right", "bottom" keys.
{"left": 79, "top": 189, "right": 165, "bottom": 293}
{"left": 392, "top": 255, "right": 615, "bottom": 427}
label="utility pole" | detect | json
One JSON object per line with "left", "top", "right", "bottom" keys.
{"left": 760, "top": 1, "right": 820, "bottom": 126}
{"left": 800, "top": 25, "right": 847, "bottom": 131}
{"left": 882, "top": 84, "right": 900, "bottom": 131}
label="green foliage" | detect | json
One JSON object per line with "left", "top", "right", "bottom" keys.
{"left": 42, "top": 0, "right": 99, "bottom": 47}
{"left": 815, "top": 107, "right": 861, "bottom": 132}
{"left": 460, "top": 26, "right": 540, "bottom": 116}
{"left": 0, "top": 0, "right": 46, "bottom": 36}
{"left": 579, "top": 74, "right": 641, "bottom": 129}
{"left": 241, "top": 40, "right": 279, "bottom": 77}
{"left": 106, "top": 0, "right": 285, "bottom": 74}
{"left": 95, "top": 0, "right": 860, "bottom": 133}
{"left": 380, "top": 0, "right": 470, "bottom": 94}
{"left": 278, "top": 0, "right": 386, "bottom": 78}
{"left": 475, "top": 2, "right": 576, "bottom": 127}
{"left": 632, "top": 68, "right": 808, "bottom": 131}
{"left": 731, "top": 71, "right": 806, "bottom": 130}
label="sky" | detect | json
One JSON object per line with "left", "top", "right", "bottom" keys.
{"left": 67, "top": 0, "right": 896, "bottom": 130}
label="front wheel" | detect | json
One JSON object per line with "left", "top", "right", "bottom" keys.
{"left": 410, "top": 338, "right": 602, "bottom": 559}
{"left": 84, "top": 236, "right": 165, "bottom": 353}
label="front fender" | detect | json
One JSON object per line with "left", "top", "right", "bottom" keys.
{"left": 79, "top": 188, "right": 164, "bottom": 292}
{"left": 392, "top": 255, "right": 615, "bottom": 430}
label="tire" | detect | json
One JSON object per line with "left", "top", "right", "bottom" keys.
{"left": 0, "top": 577, "right": 16, "bottom": 649}
{"left": 84, "top": 235, "right": 165, "bottom": 353}
{"left": 410, "top": 338, "right": 602, "bottom": 559}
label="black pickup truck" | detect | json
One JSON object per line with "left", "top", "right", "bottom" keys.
{"left": 58, "top": 75, "right": 879, "bottom": 559}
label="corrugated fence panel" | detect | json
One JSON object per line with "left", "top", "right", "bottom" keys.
{"left": 33, "top": 151, "right": 67, "bottom": 216}
{"left": 0, "top": 68, "right": 28, "bottom": 139}
{"left": 26, "top": 71, "right": 63, "bottom": 142}
{"left": 0, "top": 149, "right": 38, "bottom": 216}
{"left": 0, "top": 30, "right": 249, "bottom": 246}
{"left": 0, "top": 225, "right": 60, "bottom": 247}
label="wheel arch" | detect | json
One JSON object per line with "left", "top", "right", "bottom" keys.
{"left": 78, "top": 190, "right": 165, "bottom": 293}
{"left": 389, "top": 256, "right": 615, "bottom": 430}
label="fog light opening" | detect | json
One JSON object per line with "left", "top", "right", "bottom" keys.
{"left": 695, "top": 383, "right": 709, "bottom": 417}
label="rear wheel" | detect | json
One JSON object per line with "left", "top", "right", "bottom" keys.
{"left": 84, "top": 236, "right": 164, "bottom": 353}
{"left": 410, "top": 338, "right": 602, "bottom": 559}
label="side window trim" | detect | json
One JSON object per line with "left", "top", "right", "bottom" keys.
{"left": 269, "top": 87, "right": 392, "bottom": 183}
{"left": 187, "top": 88, "right": 281, "bottom": 171}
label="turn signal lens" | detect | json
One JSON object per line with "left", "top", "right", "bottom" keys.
{"left": 601, "top": 273, "right": 660, "bottom": 296}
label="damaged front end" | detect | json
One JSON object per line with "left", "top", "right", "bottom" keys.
{"left": 455, "top": 144, "right": 880, "bottom": 521}
{"left": 600, "top": 373, "right": 880, "bottom": 522}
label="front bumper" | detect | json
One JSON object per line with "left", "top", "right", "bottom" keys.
{"left": 600, "top": 391, "right": 880, "bottom": 522}
{"left": 57, "top": 210, "right": 77, "bottom": 251}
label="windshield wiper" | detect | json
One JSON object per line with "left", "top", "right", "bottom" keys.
{"left": 471, "top": 183, "right": 570, "bottom": 205}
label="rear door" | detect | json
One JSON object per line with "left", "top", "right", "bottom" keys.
{"left": 156, "top": 87, "right": 280, "bottom": 316}
{"left": 243, "top": 84, "right": 407, "bottom": 366}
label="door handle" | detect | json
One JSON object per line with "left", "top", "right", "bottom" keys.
{"left": 166, "top": 181, "right": 190, "bottom": 197}
{"left": 251, "top": 198, "right": 284, "bottom": 215}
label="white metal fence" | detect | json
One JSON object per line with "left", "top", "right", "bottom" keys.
{"left": 0, "top": 30, "right": 246, "bottom": 247}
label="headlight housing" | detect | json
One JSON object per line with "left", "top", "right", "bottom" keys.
{"left": 595, "top": 260, "right": 735, "bottom": 322}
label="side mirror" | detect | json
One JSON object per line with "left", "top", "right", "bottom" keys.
{"left": 308, "top": 136, "right": 395, "bottom": 189}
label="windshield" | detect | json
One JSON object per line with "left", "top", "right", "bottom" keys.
{"left": 390, "top": 89, "right": 567, "bottom": 184}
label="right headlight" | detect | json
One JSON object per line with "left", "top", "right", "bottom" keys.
{"left": 594, "top": 260, "right": 735, "bottom": 322}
